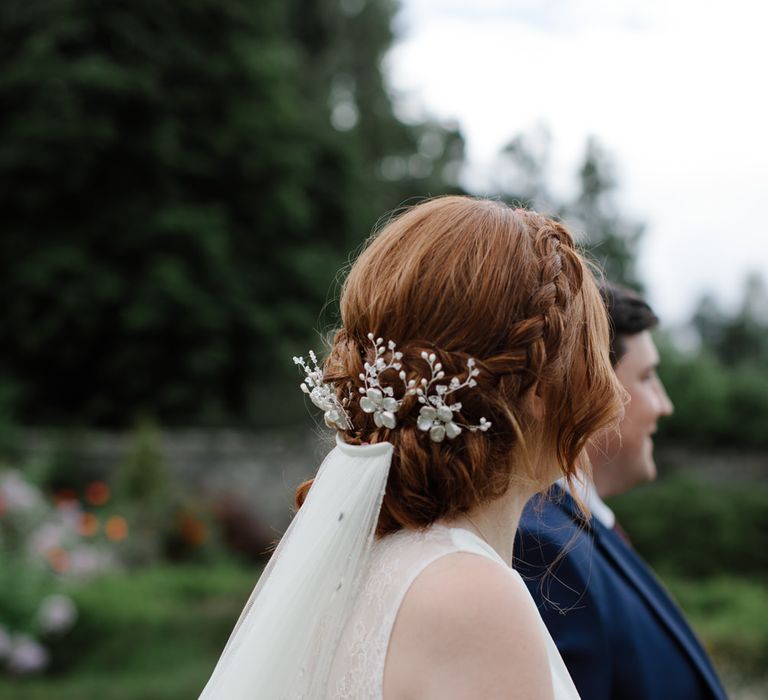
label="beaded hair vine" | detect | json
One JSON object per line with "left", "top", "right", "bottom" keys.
{"left": 294, "top": 333, "right": 491, "bottom": 443}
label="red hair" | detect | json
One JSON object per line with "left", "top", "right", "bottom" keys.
{"left": 296, "top": 196, "right": 623, "bottom": 536}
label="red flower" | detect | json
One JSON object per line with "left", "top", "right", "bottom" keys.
{"left": 85, "top": 481, "right": 110, "bottom": 506}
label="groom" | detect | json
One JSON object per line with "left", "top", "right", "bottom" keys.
{"left": 515, "top": 283, "right": 727, "bottom": 699}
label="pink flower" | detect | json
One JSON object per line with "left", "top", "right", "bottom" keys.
{"left": 37, "top": 595, "right": 77, "bottom": 634}
{"left": 0, "top": 471, "right": 43, "bottom": 514}
{"left": 8, "top": 635, "right": 49, "bottom": 675}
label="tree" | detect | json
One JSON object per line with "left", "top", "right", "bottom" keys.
{"left": 492, "top": 124, "right": 553, "bottom": 211}
{"left": 563, "top": 138, "right": 644, "bottom": 290}
{"left": 692, "top": 273, "right": 768, "bottom": 367}
{"left": 284, "top": 0, "right": 466, "bottom": 219}
{"left": 0, "top": 0, "right": 465, "bottom": 426}
{"left": 493, "top": 132, "right": 645, "bottom": 290}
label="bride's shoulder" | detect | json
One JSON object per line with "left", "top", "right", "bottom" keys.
{"left": 397, "top": 551, "right": 545, "bottom": 641}
{"left": 384, "top": 551, "right": 554, "bottom": 700}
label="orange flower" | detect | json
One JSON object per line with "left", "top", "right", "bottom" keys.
{"left": 78, "top": 512, "right": 100, "bottom": 537}
{"left": 180, "top": 514, "right": 207, "bottom": 547}
{"left": 105, "top": 515, "right": 128, "bottom": 541}
{"left": 85, "top": 481, "right": 110, "bottom": 506}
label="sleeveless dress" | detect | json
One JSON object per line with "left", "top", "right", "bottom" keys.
{"left": 327, "top": 524, "right": 580, "bottom": 699}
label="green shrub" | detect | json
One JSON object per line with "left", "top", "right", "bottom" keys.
{"left": 666, "top": 575, "right": 768, "bottom": 676}
{"left": 610, "top": 473, "right": 768, "bottom": 577}
{"left": 0, "top": 565, "right": 257, "bottom": 699}
{"left": 657, "top": 340, "right": 768, "bottom": 449}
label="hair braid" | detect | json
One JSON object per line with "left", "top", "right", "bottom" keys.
{"left": 294, "top": 196, "right": 624, "bottom": 536}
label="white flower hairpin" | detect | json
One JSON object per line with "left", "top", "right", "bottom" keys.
{"left": 414, "top": 353, "right": 491, "bottom": 443}
{"left": 357, "top": 333, "right": 417, "bottom": 429}
{"left": 295, "top": 334, "right": 491, "bottom": 442}
{"left": 293, "top": 351, "right": 351, "bottom": 430}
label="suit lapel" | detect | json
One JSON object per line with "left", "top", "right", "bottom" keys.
{"left": 552, "top": 487, "right": 726, "bottom": 700}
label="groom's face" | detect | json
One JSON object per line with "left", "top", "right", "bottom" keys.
{"left": 604, "top": 331, "right": 674, "bottom": 494}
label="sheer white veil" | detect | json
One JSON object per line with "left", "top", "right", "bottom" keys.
{"left": 199, "top": 434, "right": 394, "bottom": 699}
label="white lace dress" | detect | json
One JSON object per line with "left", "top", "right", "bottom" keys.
{"left": 327, "top": 524, "right": 580, "bottom": 699}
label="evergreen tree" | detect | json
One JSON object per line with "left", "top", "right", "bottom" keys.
{"left": 692, "top": 273, "right": 768, "bottom": 367}
{"left": 494, "top": 132, "right": 644, "bottom": 290}
{"left": 493, "top": 125, "right": 553, "bottom": 211}
{"left": 0, "top": 0, "right": 464, "bottom": 426}
{"left": 564, "top": 138, "right": 644, "bottom": 290}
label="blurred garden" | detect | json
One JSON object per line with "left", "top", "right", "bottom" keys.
{"left": 0, "top": 0, "right": 766, "bottom": 698}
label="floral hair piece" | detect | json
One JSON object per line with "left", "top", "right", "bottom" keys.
{"left": 294, "top": 334, "right": 492, "bottom": 443}
{"left": 293, "top": 351, "right": 351, "bottom": 430}
{"left": 357, "top": 333, "right": 415, "bottom": 429}
{"left": 415, "top": 353, "right": 491, "bottom": 443}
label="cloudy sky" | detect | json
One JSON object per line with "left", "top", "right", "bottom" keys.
{"left": 385, "top": 0, "right": 768, "bottom": 323}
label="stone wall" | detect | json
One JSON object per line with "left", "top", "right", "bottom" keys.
{"left": 18, "top": 430, "right": 768, "bottom": 533}
{"left": 20, "top": 427, "right": 337, "bottom": 531}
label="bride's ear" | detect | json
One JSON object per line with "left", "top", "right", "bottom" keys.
{"left": 524, "top": 382, "right": 546, "bottom": 421}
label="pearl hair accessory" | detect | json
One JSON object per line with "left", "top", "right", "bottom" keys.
{"left": 294, "top": 333, "right": 492, "bottom": 442}
{"left": 357, "top": 333, "right": 414, "bottom": 429}
{"left": 293, "top": 351, "right": 351, "bottom": 430}
{"left": 414, "top": 352, "right": 491, "bottom": 442}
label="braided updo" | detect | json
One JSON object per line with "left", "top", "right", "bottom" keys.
{"left": 296, "top": 196, "right": 624, "bottom": 536}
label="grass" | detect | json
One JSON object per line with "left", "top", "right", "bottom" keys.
{"left": 1, "top": 564, "right": 765, "bottom": 698}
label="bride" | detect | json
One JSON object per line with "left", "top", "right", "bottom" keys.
{"left": 199, "top": 196, "right": 624, "bottom": 699}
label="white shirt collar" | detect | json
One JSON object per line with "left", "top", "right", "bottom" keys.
{"left": 558, "top": 474, "right": 616, "bottom": 529}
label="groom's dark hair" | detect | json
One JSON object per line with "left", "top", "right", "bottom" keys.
{"left": 600, "top": 283, "right": 659, "bottom": 366}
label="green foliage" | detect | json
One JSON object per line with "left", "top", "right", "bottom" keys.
{"left": 692, "top": 274, "right": 768, "bottom": 367}
{"left": 116, "top": 419, "right": 168, "bottom": 504}
{"left": 655, "top": 341, "right": 731, "bottom": 445}
{"left": 0, "top": 562, "right": 763, "bottom": 696}
{"left": 111, "top": 420, "right": 171, "bottom": 564}
{"left": 610, "top": 473, "right": 768, "bottom": 578}
{"left": 0, "top": 470, "right": 93, "bottom": 674}
{"left": 33, "top": 430, "right": 106, "bottom": 493}
{"left": 568, "top": 139, "right": 644, "bottom": 291}
{"left": 0, "top": 565, "right": 257, "bottom": 697}
{"left": 667, "top": 575, "right": 768, "bottom": 676}
{"left": 0, "top": 383, "right": 21, "bottom": 461}
{"left": 657, "top": 273, "right": 768, "bottom": 448}
{"left": 0, "top": 551, "right": 54, "bottom": 634}
{"left": 657, "top": 336, "right": 768, "bottom": 448}
{"left": 494, "top": 132, "right": 645, "bottom": 290}
{"left": 112, "top": 420, "right": 223, "bottom": 565}
{"left": 0, "top": 0, "right": 464, "bottom": 427}
{"left": 611, "top": 475, "right": 768, "bottom": 686}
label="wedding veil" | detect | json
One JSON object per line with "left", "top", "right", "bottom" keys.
{"left": 199, "top": 435, "right": 394, "bottom": 699}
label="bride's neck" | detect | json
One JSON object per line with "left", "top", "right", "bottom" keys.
{"left": 439, "top": 482, "right": 536, "bottom": 566}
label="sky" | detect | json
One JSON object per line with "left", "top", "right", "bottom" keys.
{"left": 385, "top": 0, "right": 768, "bottom": 324}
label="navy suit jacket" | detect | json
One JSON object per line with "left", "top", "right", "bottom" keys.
{"left": 515, "top": 488, "right": 727, "bottom": 700}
